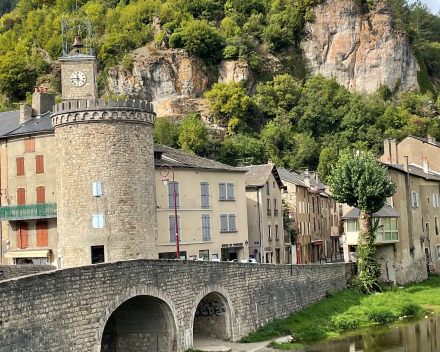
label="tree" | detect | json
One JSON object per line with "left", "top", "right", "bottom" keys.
{"left": 317, "top": 147, "right": 339, "bottom": 184}
{"left": 178, "top": 114, "right": 208, "bottom": 154}
{"left": 153, "top": 117, "right": 180, "bottom": 147}
{"left": 328, "top": 149, "right": 396, "bottom": 293}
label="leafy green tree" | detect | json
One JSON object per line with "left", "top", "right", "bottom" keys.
{"left": 328, "top": 149, "right": 396, "bottom": 294}
{"left": 178, "top": 114, "right": 208, "bottom": 154}
{"left": 317, "top": 147, "right": 339, "bottom": 184}
{"left": 153, "top": 117, "right": 180, "bottom": 148}
{"left": 204, "top": 82, "right": 254, "bottom": 133}
{"left": 217, "top": 133, "right": 266, "bottom": 165}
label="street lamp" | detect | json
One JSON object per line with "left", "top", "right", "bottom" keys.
{"left": 159, "top": 164, "right": 180, "bottom": 259}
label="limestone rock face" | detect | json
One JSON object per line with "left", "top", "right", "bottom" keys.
{"left": 302, "top": 0, "right": 419, "bottom": 93}
{"left": 218, "top": 60, "right": 252, "bottom": 84}
{"left": 107, "top": 48, "right": 209, "bottom": 104}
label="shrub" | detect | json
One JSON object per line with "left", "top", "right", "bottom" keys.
{"left": 122, "top": 55, "right": 134, "bottom": 71}
{"left": 367, "top": 309, "right": 395, "bottom": 323}
{"left": 180, "top": 20, "right": 224, "bottom": 59}
{"left": 325, "top": 290, "right": 333, "bottom": 298}
{"left": 400, "top": 302, "right": 421, "bottom": 316}
{"left": 331, "top": 314, "right": 360, "bottom": 330}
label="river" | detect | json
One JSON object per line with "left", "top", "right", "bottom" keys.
{"left": 304, "top": 315, "right": 440, "bottom": 352}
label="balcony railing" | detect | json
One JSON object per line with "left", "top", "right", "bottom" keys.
{"left": 0, "top": 203, "right": 57, "bottom": 221}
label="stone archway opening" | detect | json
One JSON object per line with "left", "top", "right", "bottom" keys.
{"left": 101, "top": 295, "right": 177, "bottom": 352}
{"left": 193, "top": 292, "right": 231, "bottom": 341}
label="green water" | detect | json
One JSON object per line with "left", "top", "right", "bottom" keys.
{"left": 304, "top": 316, "right": 440, "bottom": 352}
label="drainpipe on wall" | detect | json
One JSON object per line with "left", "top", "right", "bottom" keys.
{"left": 404, "top": 156, "right": 415, "bottom": 257}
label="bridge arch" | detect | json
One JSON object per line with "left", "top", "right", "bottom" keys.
{"left": 94, "top": 286, "right": 178, "bottom": 352}
{"left": 191, "top": 285, "right": 235, "bottom": 342}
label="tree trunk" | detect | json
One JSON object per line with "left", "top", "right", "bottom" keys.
{"left": 358, "top": 211, "right": 372, "bottom": 245}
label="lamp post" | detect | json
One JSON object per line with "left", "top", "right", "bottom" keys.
{"left": 159, "top": 164, "right": 180, "bottom": 259}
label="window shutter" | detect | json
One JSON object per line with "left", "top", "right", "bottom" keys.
{"left": 202, "top": 214, "right": 211, "bottom": 241}
{"left": 36, "top": 221, "right": 48, "bottom": 247}
{"left": 228, "top": 214, "right": 236, "bottom": 231}
{"left": 168, "top": 182, "right": 180, "bottom": 208}
{"left": 220, "top": 214, "right": 228, "bottom": 231}
{"left": 93, "top": 214, "right": 104, "bottom": 228}
{"left": 411, "top": 192, "right": 414, "bottom": 207}
{"left": 416, "top": 193, "right": 419, "bottom": 208}
{"left": 219, "top": 183, "right": 226, "bottom": 200}
{"left": 36, "top": 155, "right": 44, "bottom": 174}
{"left": 36, "top": 186, "right": 45, "bottom": 203}
{"left": 17, "top": 188, "right": 25, "bottom": 205}
{"left": 169, "top": 215, "right": 176, "bottom": 242}
{"left": 201, "top": 182, "right": 210, "bottom": 208}
{"left": 227, "top": 183, "right": 235, "bottom": 200}
{"left": 16, "top": 157, "right": 24, "bottom": 176}
{"left": 17, "top": 222, "right": 28, "bottom": 249}
{"left": 25, "top": 139, "right": 35, "bottom": 153}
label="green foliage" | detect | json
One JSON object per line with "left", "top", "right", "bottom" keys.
{"left": 367, "top": 309, "right": 395, "bottom": 323}
{"left": 331, "top": 313, "right": 360, "bottom": 330}
{"left": 317, "top": 147, "right": 339, "bottom": 184}
{"left": 266, "top": 341, "right": 305, "bottom": 350}
{"left": 282, "top": 199, "right": 296, "bottom": 244}
{"left": 178, "top": 113, "right": 208, "bottom": 154}
{"left": 122, "top": 55, "right": 134, "bottom": 71}
{"left": 153, "top": 117, "right": 180, "bottom": 148}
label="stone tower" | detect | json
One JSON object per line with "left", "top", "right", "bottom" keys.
{"left": 52, "top": 10, "right": 158, "bottom": 268}
{"left": 52, "top": 98, "right": 158, "bottom": 268}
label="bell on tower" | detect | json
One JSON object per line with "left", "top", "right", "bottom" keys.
{"left": 59, "top": 6, "right": 98, "bottom": 101}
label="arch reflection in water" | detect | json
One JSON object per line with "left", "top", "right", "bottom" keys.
{"left": 305, "top": 316, "right": 440, "bottom": 352}
{"left": 193, "top": 292, "right": 232, "bottom": 340}
{"left": 101, "top": 295, "right": 177, "bottom": 352}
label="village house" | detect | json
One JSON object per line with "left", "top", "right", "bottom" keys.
{"left": 154, "top": 145, "right": 249, "bottom": 261}
{"left": 244, "top": 163, "right": 288, "bottom": 264}
{"left": 0, "top": 89, "right": 57, "bottom": 265}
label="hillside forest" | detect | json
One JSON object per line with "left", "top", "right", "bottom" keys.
{"left": 2, "top": 0, "right": 440, "bottom": 180}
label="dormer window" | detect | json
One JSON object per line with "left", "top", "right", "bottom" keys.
{"left": 154, "top": 151, "right": 163, "bottom": 161}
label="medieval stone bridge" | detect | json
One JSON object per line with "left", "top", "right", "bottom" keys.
{"left": 0, "top": 260, "right": 350, "bottom": 352}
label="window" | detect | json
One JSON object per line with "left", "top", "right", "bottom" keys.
{"left": 312, "top": 198, "right": 315, "bottom": 213}
{"left": 92, "top": 214, "right": 104, "bottom": 228}
{"left": 169, "top": 215, "right": 181, "bottom": 242}
{"left": 93, "top": 182, "right": 102, "bottom": 197}
{"left": 16, "top": 157, "right": 24, "bottom": 176}
{"left": 17, "top": 222, "right": 28, "bottom": 249}
{"left": 17, "top": 188, "right": 25, "bottom": 205}
{"left": 268, "top": 225, "right": 272, "bottom": 239}
{"left": 227, "top": 183, "right": 235, "bottom": 200}
{"left": 199, "top": 249, "right": 209, "bottom": 260}
{"left": 168, "top": 181, "right": 180, "bottom": 208}
{"left": 267, "top": 199, "right": 271, "bottom": 215}
{"left": 91, "top": 246, "right": 105, "bottom": 264}
{"left": 347, "top": 219, "right": 357, "bottom": 232}
{"left": 202, "top": 214, "right": 211, "bottom": 241}
{"left": 266, "top": 182, "right": 269, "bottom": 195}
{"left": 436, "top": 217, "right": 439, "bottom": 236}
{"left": 273, "top": 182, "right": 275, "bottom": 188}
{"left": 25, "top": 139, "right": 35, "bottom": 153}
{"left": 433, "top": 194, "right": 439, "bottom": 208}
{"left": 275, "top": 225, "right": 279, "bottom": 239}
{"left": 220, "top": 214, "right": 237, "bottom": 232}
{"left": 276, "top": 248, "right": 280, "bottom": 264}
{"left": 36, "top": 186, "right": 45, "bottom": 203}
{"left": 411, "top": 192, "right": 419, "bottom": 208}
{"left": 383, "top": 218, "right": 398, "bottom": 241}
{"left": 36, "top": 221, "right": 48, "bottom": 247}
{"left": 36, "top": 155, "right": 44, "bottom": 174}
{"left": 200, "top": 182, "right": 210, "bottom": 208}
{"left": 436, "top": 246, "right": 440, "bottom": 258}
{"left": 273, "top": 199, "right": 278, "bottom": 215}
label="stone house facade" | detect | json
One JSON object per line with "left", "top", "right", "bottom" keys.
{"left": 245, "top": 164, "right": 288, "bottom": 264}
{"left": 154, "top": 145, "right": 249, "bottom": 261}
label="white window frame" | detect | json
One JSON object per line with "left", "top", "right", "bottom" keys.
{"left": 92, "top": 182, "right": 102, "bottom": 197}
{"left": 220, "top": 213, "right": 237, "bottom": 232}
{"left": 92, "top": 214, "right": 104, "bottom": 228}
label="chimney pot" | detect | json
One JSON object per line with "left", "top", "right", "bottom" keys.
{"left": 34, "top": 87, "right": 39, "bottom": 93}
{"left": 428, "top": 135, "right": 436, "bottom": 145}
{"left": 423, "top": 157, "right": 429, "bottom": 174}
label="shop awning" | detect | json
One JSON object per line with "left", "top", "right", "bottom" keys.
{"left": 4, "top": 250, "right": 50, "bottom": 258}
{"left": 311, "top": 240, "right": 323, "bottom": 245}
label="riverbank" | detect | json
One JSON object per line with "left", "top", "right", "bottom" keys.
{"left": 240, "top": 274, "right": 440, "bottom": 345}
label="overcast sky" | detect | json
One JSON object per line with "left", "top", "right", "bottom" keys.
{"left": 418, "top": 0, "right": 440, "bottom": 14}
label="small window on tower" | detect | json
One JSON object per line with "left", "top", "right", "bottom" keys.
{"left": 92, "top": 214, "right": 104, "bottom": 228}
{"left": 91, "top": 246, "right": 105, "bottom": 264}
{"left": 92, "top": 182, "right": 102, "bottom": 197}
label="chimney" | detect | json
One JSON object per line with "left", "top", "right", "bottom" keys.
{"left": 423, "top": 156, "right": 429, "bottom": 174}
{"left": 403, "top": 156, "right": 409, "bottom": 173}
{"left": 390, "top": 139, "right": 398, "bottom": 164}
{"left": 20, "top": 104, "right": 33, "bottom": 124}
{"left": 383, "top": 138, "right": 391, "bottom": 162}
{"left": 303, "top": 174, "right": 310, "bottom": 187}
{"left": 32, "top": 87, "right": 55, "bottom": 116}
{"left": 428, "top": 135, "right": 436, "bottom": 145}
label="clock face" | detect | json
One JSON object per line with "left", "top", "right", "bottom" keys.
{"left": 70, "top": 71, "right": 87, "bottom": 87}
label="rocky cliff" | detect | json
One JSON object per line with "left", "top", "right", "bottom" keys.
{"left": 301, "top": 0, "right": 419, "bottom": 93}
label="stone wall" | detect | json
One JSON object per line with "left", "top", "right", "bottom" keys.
{"left": 0, "top": 259, "right": 349, "bottom": 352}
{"left": 0, "top": 265, "right": 56, "bottom": 281}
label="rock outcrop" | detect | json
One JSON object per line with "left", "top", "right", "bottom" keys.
{"left": 218, "top": 60, "right": 252, "bottom": 84}
{"left": 302, "top": 0, "right": 419, "bottom": 93}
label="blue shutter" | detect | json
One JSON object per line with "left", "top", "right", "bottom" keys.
{"left": 202, "top": 214, "right": 211, "bottom": 241}
{"left": 227, "top": 183, "right": 235, "bottom": 200}
{"left": 169, "top": 215, "right": 175, "bottom": 242}
{"left": 92, "top": 214, "right": 99, "bottom": 228}
{"left": 219, "top": 183, "right": 226, "bottom": 200}
{"left": 201, "top": 182, "right": 210, "bottom": 208}
{"left": 220, "top": 214, "right": 228, "bottom": 231}
{"left": 228, "top": 214, "right": 236, "bottom": 231}
{"left": 168, "top": 182, "right": 180, "bottom": 208}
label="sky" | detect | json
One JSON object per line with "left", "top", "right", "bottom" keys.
{"left": 419, "top": 0, "right": 440, "bottom": 13}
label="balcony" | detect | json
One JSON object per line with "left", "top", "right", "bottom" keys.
{"left": 0, "top": 203, "right": 57, "bottom": 221}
